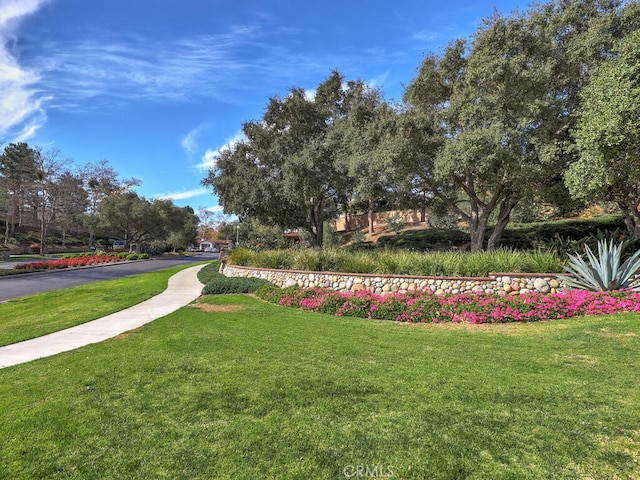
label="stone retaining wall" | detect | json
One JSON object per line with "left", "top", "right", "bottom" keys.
{"left": 220, "top": 263, "right": 567, "bottom": 295}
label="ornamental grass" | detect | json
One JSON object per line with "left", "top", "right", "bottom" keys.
{"left": 229, "top": 247, "right": 564, "bottom": 276}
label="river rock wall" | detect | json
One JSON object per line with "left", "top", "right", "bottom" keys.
{"left": 220, "top": 263, "right": 567, "bottom": 295}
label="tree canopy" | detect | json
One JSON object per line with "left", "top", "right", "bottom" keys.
{"left": 0, "top": 145, "right": 198, "bottom": 252}
{"left": 203, "top": 71, "right": 360, "bottom": 247}
{"left": 201, "top": 0, "right": 639, "bottom": 250}
{"left": 567, "top": 26, "right": 640, "bottom": 233}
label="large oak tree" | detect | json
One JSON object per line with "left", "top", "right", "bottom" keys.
{"left": 402, "top": 0, "right": 631, "bottom": 251}
{"left": 203, "top": 71, "right": 354, "bottom": 247}
{"left": 567, "top": 26, "right": 640, "bottom": 233}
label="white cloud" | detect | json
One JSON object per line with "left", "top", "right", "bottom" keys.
{"left": 1, "top": 6, "right": 409, "bottom": 142}
{"left": 205, "top": 205, "right": 224, "bottom": 213}
{"left": 0, "top": 0, "right": 49, "bottom": 141}
{"left": 304, "top": 88, "right": 316, "bottom": 101}
{"left": 366, "top": 71, "right": 390, "bottom": 90}
{"left": 197, "top": 131, "right": 245, "bottom": 172}
{"left": 154, "top": 187, "right": 209, "bottom": 201}
{"left": 32, "top": 26, "right": 276, "bottom": 108}
{"left": 181, "top": 123, "right": 211, "bottom": 156}
{"left": 181, "top": 130, "right": 199, "bottom": 156}
{"left": 27, "top": 20, "right": 407, "bottom": 114}
{"left": 412, "top": 30, "right": 440, "bottom": 42}
{"left": 0, "top": 0, "right": 44, "bottom": 28}
{"left": 198, "top": 149, "right": 218, "bottom": 172}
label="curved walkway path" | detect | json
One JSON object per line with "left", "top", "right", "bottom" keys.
{"left": 0, "top": 264, "right": 206, "bottom": 369}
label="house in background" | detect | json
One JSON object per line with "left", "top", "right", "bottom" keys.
{"left": 198, "top": 239, "right": 233, "bottom": 253}
{"left": 198, "top": 240, "right": 214, "bottom": 252}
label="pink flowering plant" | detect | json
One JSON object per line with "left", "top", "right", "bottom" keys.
{"left": 14, "top": 253, "right": 128, "bottom": 271}
{"left": 255, "top": 285, "right": 640, "bottom": 324}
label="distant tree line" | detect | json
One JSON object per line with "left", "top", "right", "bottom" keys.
{"left": 203, "top": 0, "right": 640, "bottom": 251}
{"left": 0, "top": 143, "right": 198, "bottom": 253}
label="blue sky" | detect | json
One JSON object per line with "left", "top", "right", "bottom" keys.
{"left": 1, "top": 0, "right": 525, "bottom": 215}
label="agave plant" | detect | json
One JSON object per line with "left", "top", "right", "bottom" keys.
{"left": 558, "top": 239, "right": 640, "bottom": 291}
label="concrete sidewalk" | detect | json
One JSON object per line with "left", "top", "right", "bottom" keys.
{"left": 0, "top": 264, "right": 206, "bottom": 369}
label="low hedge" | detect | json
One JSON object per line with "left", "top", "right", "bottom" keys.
{"left": 378, "top": 215, "right": 627, "bottom": 251}
{"left": 202, "top": 276, "right": 274, "bottom": 295}
{"left": 198, "top": 261, "right": 274, "bottom": 294}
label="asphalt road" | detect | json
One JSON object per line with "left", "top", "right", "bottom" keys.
{"left": 0, "top": 253, "right": 217, "bottom": 302}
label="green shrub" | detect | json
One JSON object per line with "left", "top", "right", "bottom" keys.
{"left": 252, "top": 250, "right": 292, "bottom": 269}
{"left": 126, "top": 253, "right": 139, "bottom": 260}
{"left": 522, "top": 249, "right": 564, "bottom": 273}
{"left": 291, "top": 249, "right": 322, "bottom": 271}
{"left": 350, "top": 230, "right": 366, "bottom": 244}
{"left": 377, "top": 216, "right": 628, "bottom": 252}
{"left": 335, "top": 251, "right": 377, "bottom": 274}
{"left": 227, "top": 247, "right": 255, "bottom": 266}
{"left": 317, "top": 249, "right": 340, "bottom": 272}
{"left": 374, "top": 250, "right": 402, "bottom": 274}
{"left": 225, "top": 247, "right": 563, "bottom": 276}
{"left": 138, "top": 253, "right": 150, "bottom": 259}
{"left": 202, "top": 276, "right": 273, "bottom": 295}
{"left": 197, "top": 261, "right": 221, "bottom": 284}
{"left": 379, "top": 228, "right": 468, "bottom": 251}
{"left": 385, "top": 214, "right": 406, "bottom": 234}
{"left": 343, "top": 241, "right": 377, "bottom": 253}
{"left": 199, "top": 261, "right": 273, "bottom": 294}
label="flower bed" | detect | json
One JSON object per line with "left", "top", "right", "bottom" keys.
{"left": 14, "top": 254, "right": 129, "bottom": 271}
{"left": 256, "top": 285, "right": 640, "bottom": 324}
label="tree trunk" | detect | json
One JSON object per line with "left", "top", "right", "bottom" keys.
{"left": 630, "top": 208, "right": 640, "bottom": 236}
{"left": 617, "top": 199, "right": 640, "bottom": 235}
{"left": 616, "top": 201, "right": 633, "bottom": 232}
{"left": 39, "top": 195, "right": 45, "bottom": 255}
{"left": 487, "top": 197, "right": 518, "bottom": 250}
{"left": 309, "top": 201, "right": 324, "bottom": 248}
{"left": 40, "top": 225, "right": 45, "bottom": 255}
{"left": 318, "top": 220, "right": 324, "bottom": 247}
{"left": 9, "top": 201, "right": 16, "bottom": 235}
{"left": 467, "top": 198, "right": 487, "bottom": 252}
{"left": 468, "top": 208, "right": 489, "bottom": 252}
{"left": 368, "top": 197, "right": 375, "bottom": 235}
{"left": 469, "top": 223, "right": 487, "bottom": 252}
{"left": 312, "top": 220, "right": 323, "bottom": 248}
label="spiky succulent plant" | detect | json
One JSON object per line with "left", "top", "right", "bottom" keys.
{"left": 558, "top": 239, "right": 640, "bottom": 291}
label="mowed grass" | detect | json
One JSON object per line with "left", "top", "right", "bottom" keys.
{"left": 1, "top": 293, "right": 640, "bottom": 479}
{"left": 0, "top": 263, "right": 207, "bottom": 347}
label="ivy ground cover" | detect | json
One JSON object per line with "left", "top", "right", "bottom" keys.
{"left": 256, "top": 285, "right": 640, "bottom": 323}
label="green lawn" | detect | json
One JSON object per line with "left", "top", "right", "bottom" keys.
{"left": 0, "top": 263, "right": 208, "bottom": 346}
{"left": 1, "top": 292, "right": 640, "bottom": 479}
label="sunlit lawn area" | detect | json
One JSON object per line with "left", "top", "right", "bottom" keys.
{"left": 2, "top": 289, "right": 640, "bottom": 479}
{"left": 0, "top": 263, "right": 207, "bottom": 346}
